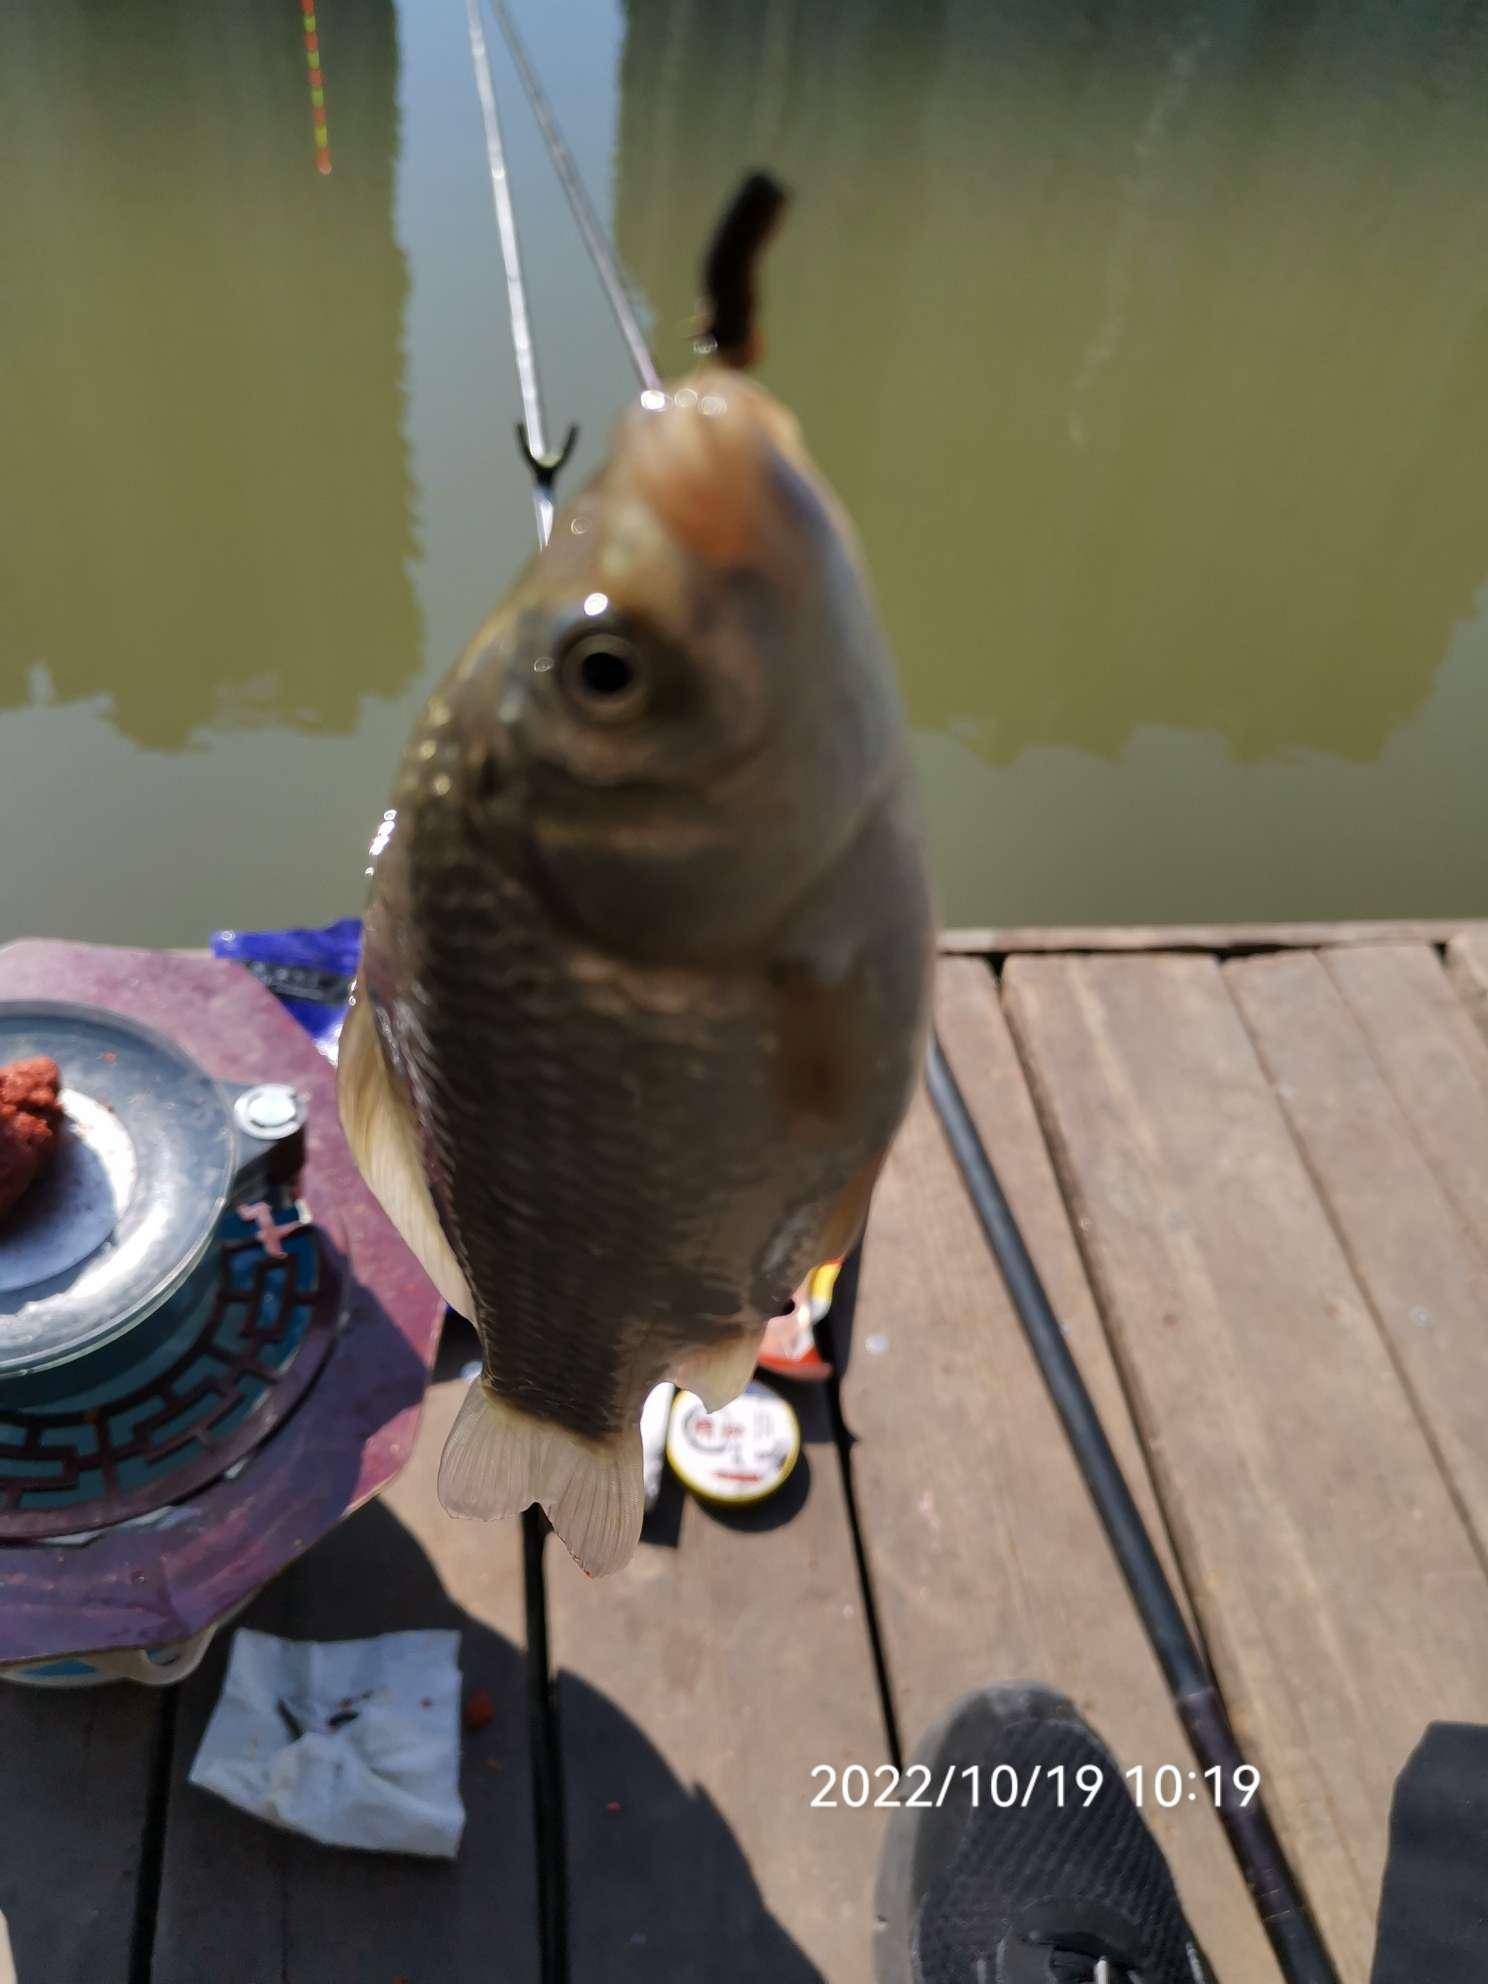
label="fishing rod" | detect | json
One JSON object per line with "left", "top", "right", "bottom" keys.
{"left": 461, "top": 20, "right": 797, "bottom": 1976}
{"left": 483, "top": 0, "right": 660, "bottom": 392}
{"left": 461, "top": 8, "right": 571, "bottom": 1977}
{"left": 466, "top": 15, "right": 1338, "bottom": 1982}
{"left": 465, "top": 0, "right": 575, "bottom": 546}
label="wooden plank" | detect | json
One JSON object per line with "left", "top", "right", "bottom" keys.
{"left": 152, "top": 1361, "right": 540, "bottom": 1984}
{"left": 844, "top": 962, "right": 1280, "bottom": 1983}
{"left": 932, "top": 959, "right": 1194, "bottom": 1625}
{"left": 1002, "top": 953, "right": 1488, "bottom": 1983}
{"left": 940, "top": 918, "right": 1488, "bottom": 957}
{"left": 0, "top": 1680, "right": 161, "bottom": 1983}
{"left": 1322, "top": 944, "right": 1488, "bottom": 1266}
{"left": 547, "top": 1384, "right": 886, "bottom": 1983}
{"left": 1446, "top": 929, "right": 1488, "bottom": 1053}
{"left": 1229, "top": 950, "right": 1488, "bottom": 1569}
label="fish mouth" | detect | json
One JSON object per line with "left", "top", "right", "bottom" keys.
{"left": 613, "top": 375, "right": 781, "bottom": 571}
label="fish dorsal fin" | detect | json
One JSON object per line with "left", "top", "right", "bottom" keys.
{"left": 438, "top": 1382, "right": 646, "bottom": 1579}
{"left": 337, "top": 992, "right": 475, "bottom": 1321}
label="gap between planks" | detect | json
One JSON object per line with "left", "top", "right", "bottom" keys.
{"left": 843, "top": 959, "right": 1281, "bottom": 1982}
{"left": 543, "top": 1381, "right": 887, "bottom": 1984}
{"left": 940, "top": 919, "right": 1488, "bottom": 957}
{"left": 1002, "top": 949, "right": 1488, "bottom": 1983}
{"left": 150, "top": 1365, "right": 541, "bottom": 1984}
{"left": 0, "top": 1676, "right": 164, "bottom": 1984}
{"left": 1225, "top": 945, "right": 1488, "bottom": 1584}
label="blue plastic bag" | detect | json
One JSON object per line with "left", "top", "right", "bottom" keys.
{"left": 210, "top": 917, "right": 361, "bottom": 1060}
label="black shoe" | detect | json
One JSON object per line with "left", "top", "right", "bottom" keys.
{"left": 874, "top": 1684, "right": 1214, "bottom": 1984}
{"left": 1371, "top": 1721, "right": 1488, "bottom": 1984}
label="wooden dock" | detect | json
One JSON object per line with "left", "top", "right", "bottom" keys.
{"left": 6, "top": 922, "right": 1488, "bottom": 1984}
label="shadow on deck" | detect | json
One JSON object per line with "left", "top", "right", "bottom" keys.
{"left": 7, "top": 921, "right": 1488, "bottom": 1984}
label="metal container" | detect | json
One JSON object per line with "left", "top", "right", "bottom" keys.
{"left": 0, "top": 942, "right": 444, "bottom": 1691}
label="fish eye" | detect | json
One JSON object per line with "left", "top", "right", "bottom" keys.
{"left": 557, "top": 630, "right": 649, "bottom": 724}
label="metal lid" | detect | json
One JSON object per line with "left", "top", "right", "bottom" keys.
{"left": 233, "top": 1083, "right": 304, "bottom": 1140}
{"left": 665, "top": 1379, "right": 801, "bottom": 1506}
{"left": 0, "top": 1002, "right": 237, "bottom": 1377}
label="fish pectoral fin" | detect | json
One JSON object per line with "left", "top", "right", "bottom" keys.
{"left": 437, "top": 1382, "right": 645, "bottom": 1579}
{"left": 670, "top": 1325, "right": 767, "bottom": 1411}
{"left": 337, "top": 992, "right": 475, "bottom": 1321}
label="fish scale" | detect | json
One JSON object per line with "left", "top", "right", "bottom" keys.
{"left": 341, "top": 366, "right": 933, "bottom": 1572}
{"left": 413, "top": 897, "right": 785, "bottom": 1439}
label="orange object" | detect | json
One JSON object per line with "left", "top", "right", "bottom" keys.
{"left": 0, "top": 1056, "right": 63, "bottom": 1221}
{"left": 755, "top": 1261, "right": 842, "bottom": 1380}
{"left": 756, "top": 1303, "right": 832, "bottom": 1381}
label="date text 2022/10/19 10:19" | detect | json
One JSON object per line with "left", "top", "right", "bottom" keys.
{"left": 806, "top": 1762, "right": 1263, "bottom": 1811}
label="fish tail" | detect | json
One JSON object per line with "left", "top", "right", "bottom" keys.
{"left": 437, "top": 1380, "right": 645, "bottom": 1579}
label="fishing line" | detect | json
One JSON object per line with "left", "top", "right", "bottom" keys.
{"left": 464, "top": 0, "right": 575, "bottom": 545}
{"left": 482, "top": 0, "right": 789, "bottom": 392}
{"left": 482, "top": 0, "right": 660, "bottom": 391}
{"left": 461, "top": 16, "right": 1334, "bottom": 1980}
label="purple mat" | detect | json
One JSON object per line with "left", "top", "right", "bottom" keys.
{"left": 0, "top": 940, "right": 442, "bottom": 1665}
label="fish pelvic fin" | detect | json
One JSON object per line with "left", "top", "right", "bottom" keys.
{"left": 337, "top": 992, "right": 475, "bottom": 1321}
{"left": 437, "top": 1381, "right": 645, "bottom": 1580}
{"left": 671, "top": 1325, "right": 767, "bottom": 1411}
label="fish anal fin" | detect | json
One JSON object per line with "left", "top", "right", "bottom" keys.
{"left": 670, "top": 1326, "right": 766, "bottom": 1411}
{"left": 437, "top": 1381, "right": 645, "bottom": 1580}
{"left": 337, "top": 993, "right": 475, "bottom": 1321}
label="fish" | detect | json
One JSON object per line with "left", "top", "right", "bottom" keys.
{"left": 339, "top": 364, "right": 934, "bottom": 1576}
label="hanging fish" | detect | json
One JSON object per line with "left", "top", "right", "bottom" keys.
{"left": 340, "top": 183, "right": 933, "bottom": 1576}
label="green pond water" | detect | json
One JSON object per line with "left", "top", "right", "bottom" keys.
{"left": 4, "top": 0, "right": 1487, "bottom": 946}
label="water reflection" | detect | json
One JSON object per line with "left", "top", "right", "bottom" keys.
{"left": 3, "top": 0, "right": 1486, "bottom": 940}
{"left": 615, "top": 0, "right": 1488, "bottom": 767}
{"left": 0, "top": 0, "right": 417, "bottom": 750}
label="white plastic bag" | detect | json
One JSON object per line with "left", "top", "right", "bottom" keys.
{"left": 188, "top": 1628, "right": 465, "bottom": 1858}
